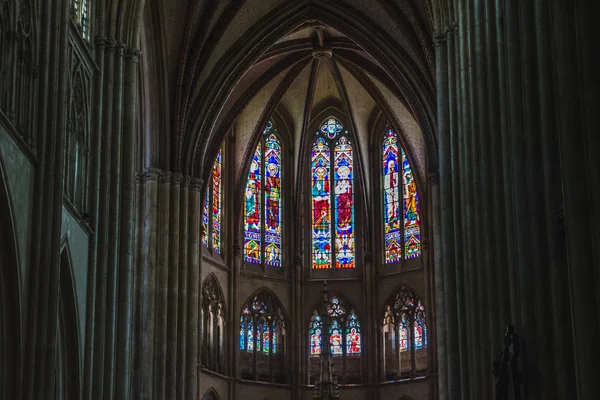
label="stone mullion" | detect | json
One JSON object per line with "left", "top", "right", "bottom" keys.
{"left": 166, "top": 173, "right": 181, "bottom": 399}
{"left": 550, "top": 1, "right": 600, "bottom": 398}
{"left": 91, "top": 36, "right": 116, "bottom": 400}
{"left": 154, "top": 174, "right": 171, "bottom": 398}
{"left": 176, "top": 177, "right": 190, "bottom": 399}
{"left": 40, "top": 0, "right": 71, "bottom": 396}
{"left": 231, "top": 243, "right": 242, "bottom": 397}
{"left": 187, "top": 181, "right": 201, "bottom": 400}
{"left": 534, "top": 1, "right": 577, "bottom": 397}
{"left": 82, "top": 34, "right": 105, "bottom": 400}
{"left": 434, "top": 24, "right": 459, "bottom": 400}
{"left": 103, "top": 41, "right": 125, "bottom": 398}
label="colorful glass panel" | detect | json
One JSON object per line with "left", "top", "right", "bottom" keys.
{"left": 414, "top": 315, "right": 425, "bottom": 349}
{"left": 329, "top": 319, "right": 343, "bottom": 355}
{"left": 346, "top": 312, "right": 361, "bottom": 354}
{"left": 247, "top": 320, "right": 254, "bottom": 352}
{"left": 327, "top": 296, "right": 346, "bottom": 317}
{"left": 240, "top": 316, "right": 245, "bottom": 350}
{"left": 383, "top": 130, "right": 402, "bottom": 263}
{"left": 402, "top": 148, "right": 421, "bottom": 258}
{"left": 201, "top": 188, "right": 209, "bottom": 247}
{"left": 310, "top": 316, "right": 323, "bottom": 356}
{"left": 264, "top": 134, "right": 282, "bottom": 267}
{"left": 211, "top": 149, "right": 222, "bottom": 252}
{"left": 399, "top": 314, "right": 408, "bottom": 352}
{"left": 272, "top": 325, "right": 277, "bottom": 354}
{"left": 311, "top": 138, "right": 332, "bottom": 269}
{"left": 334, "top": 137, "right": 355, "bottom": 268}
{"left": 320, "top": 118, "right": 344, "bottom": 139}
{"left": 244, "top": 144, "right": 262, "bottom": 263}
{"left": 262, "top": 321, "right": 270, "bottom": 353}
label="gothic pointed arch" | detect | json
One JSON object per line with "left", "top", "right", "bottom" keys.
{"left": 200, "top": 274, "right": 227, "bottom": 373}
{"left": 56, "top": 241, "right": 82, "bottom": 399}
{"left": 381, "top": 284, "right": 428, "bottom": 381}
{"left": 201, "top": 387, "right": 221, "bottom": 400}
{"left": 238, "top": 288, "right": 287, "bottom": 383}
{"left": 307, "top": 292, "right": 363, "bottom": 385}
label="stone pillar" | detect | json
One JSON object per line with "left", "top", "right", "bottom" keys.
{"left": 177, "top": 176, "right": 190, "bottom": 399}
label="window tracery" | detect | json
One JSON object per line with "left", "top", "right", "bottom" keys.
{"left": 381, "top": 286, "right": 428, "bottom": 380}
{"left": 311, "top": 118, "right": 355, "bottom": 269}
{"left": 238, "top": 289, "right": 286, "bottom": 383}
{"left": 308, "top": 295, "right": 362, "bottom": 384}
{"left": 71, "top": 0, "right": 90, "bottom": 40}
{"left": 201, "top": 275, "right": 226, "bottom": 373}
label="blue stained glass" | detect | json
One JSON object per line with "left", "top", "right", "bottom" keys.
{"left": 311, "top": 138, "right": 332, "bottom": 269}
{"left": 244, "top": 144, "right": 262, "bottom": 263}
{"left": 334, "top": 137, "right": 355, "bottom": 268}
{"left": 383, "top": 130, "right": 402, "bottom": 262}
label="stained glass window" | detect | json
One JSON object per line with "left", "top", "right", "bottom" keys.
{"left": 202, "top": 189, "right": 209, "bottom": 247}
{"left": 310, "top": 315, "right": 323, "bottom": 356}
{"left": 311, "top": 118, "right": 355, "bottom": 269}
{"left": 334, "top": 137, "right": 355, "bottom": 268}
{"left": 243, "top": 122, "right": 283, "bottom": 267}
{"left": 329, "top": 319, "right": 343, "bottom": 355}
{"left": 382, "top": 286, "right": 428, "bottom": 379}
{"left": 346, "top": 312, "right": 361, "bottom": 354}
{"left": 202, "top": 147, "right": 224, "bottom": 253}
{"left": 383, "top": 130, "right": 402, "bottom": 263}
{"left": 382, "top": 129, "right": 421, "bottom": 261}
{"left": 211, "top": 149, "right": 222, "bottom": 252}
{"left": 239, "top": 290, "right": 286, "bottom": 382}
{"left": 402, "top": 148, "right": 421, "bottom": 258}
{"left": 72, "top": 0, "right": 91, "bottom": 40}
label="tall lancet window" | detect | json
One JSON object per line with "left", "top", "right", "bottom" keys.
{"left": 308, "top": 295, "right": 362, "bottom": 384}
{"left": 381, "top": 286, "right": 428, "bottom": 381}
{"left": 202, "top": 148, "right": 223, "bottom": 253}
{"left": 201, "top": 275, "right": 226, "bottom": 373}
{"left": 238, "top": 290, "right": 286, "bottom": 383}
{"left": 311, "top": 118, "right": 355, "bottom": 269}
{"left": 243, "top": 121, "right": 283, "bottom": 267}
{"left": 382, "top": 129, "right": 421, "bottom": 262}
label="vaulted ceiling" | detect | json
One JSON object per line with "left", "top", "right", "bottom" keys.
{"left": 139, "top": 0, "right": 437, "bottom": 187}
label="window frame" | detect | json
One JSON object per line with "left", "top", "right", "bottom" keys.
{"left": 202, "top": 147, "right": 224, "bottom": 256}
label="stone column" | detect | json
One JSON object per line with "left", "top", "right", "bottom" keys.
{"left": 177, "top": 176, "right": 190, "bottom": 399}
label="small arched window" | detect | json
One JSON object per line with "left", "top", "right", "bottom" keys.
{"left": 202, "top": 148, "right": 223, "bottom": 253}
{"left": 311, "top": 118, "right": 355, "bottom": 269}
{"left": 71, "top": 0, "right": 90, "bottom": 40}
{"left": 382, "top": 129, "right": 421, "bottom": 263}
{"left": 308, "top": 295, "right": 362, "bottom": 384}
{"left": 201, "top": 275, "right": 226, "bottom": 373}
{"left": 238, "top": 290, "right": 286, "bottom": 383}
{"left": 381, "top": 286, "right": 428, "bottom": 381}
{"left": 243, "top": 121, "right": 283, "bottom": 267}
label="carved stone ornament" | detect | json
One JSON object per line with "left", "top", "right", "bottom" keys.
{"left": 136, "top": 167, "right": 165, "bottom": 182}
{"left": 190, "top": 178, "right": 204, "bottom": 191}
{"left": 124, "top": 48, "right": 141, "bottom": 63}
{"left": 312, "top": 48, "right": 333, "bottom": 59}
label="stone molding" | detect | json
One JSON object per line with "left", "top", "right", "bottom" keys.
{"left": 136, "top": 168, "right": 203, "bottom": 189}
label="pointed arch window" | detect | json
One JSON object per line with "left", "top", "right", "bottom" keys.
{"left": 238, "top": 290, "right": 286, "bottom": 383}
{"left": 311, "top": 118, "right": 355, "bottom": 269}
{"left": 201, "top": 276, "right": 226, "bottom": 373}
{"left": 243, "top": 121, "right": 283, "bottom": 267}
{"left": 202, "top": 148, "right": 223, "bottom": 253}
{"left": 381, "top": 286, "right": 428, "bottom": 380}
{"left": 308, "top": 295, "right": 362, "bottom": 384}
{"left": 382, "top": 129, "right": 421, "bottom": 262}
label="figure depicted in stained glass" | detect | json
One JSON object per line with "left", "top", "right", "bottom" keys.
{"left": 202, "top": 189, "right": 209, "bottom": 247}
{"left": 399, "top": 313, "right": 408, "bottom": 352}
{"left": 312, "top": 138, "right": 332, "bottom": 268}
{"left": 310, "top": 315, "right": 323, "bottom": 356}
{"left": 244, "top": 145, "right": 262, "bottom": 263}
{"left": 334, "top": 137, "right": 355, "bottom": 268}
{"left": 402, "top": 148, "right": 421, "bottom": 258}
{"left": 383, "top": 130, "right": 402, "bottom": 263}
{"left": 330, "top": 319, "right": 343, "bottom": 355}
{"left": 346, "top": 312, "right": 361, "bottom": 354}
{"left": 211, "top": 149, "right": 222, "bottom": 252}
{"left": 264, "top": 134, "right": 282, "bottom": 266}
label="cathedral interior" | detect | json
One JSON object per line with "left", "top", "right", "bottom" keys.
{"left": 0, "top": 1, "right": 598, "bottom": 399}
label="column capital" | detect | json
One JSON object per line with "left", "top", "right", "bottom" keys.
{"left": 125, "top": 48, "right": 141, "bottom": 63}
